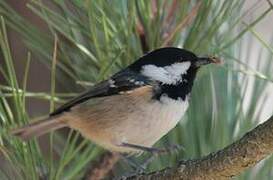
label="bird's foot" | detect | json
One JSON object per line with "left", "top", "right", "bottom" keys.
{"left": 120, "top": 142, "right": 183, "bottom": 155}
{"left": 120, "top": 142, "right": 184, "bottom": 170}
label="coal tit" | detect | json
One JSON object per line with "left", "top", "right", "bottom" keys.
{"left": 12, "top": 47, "right": 220, "bottom": 153}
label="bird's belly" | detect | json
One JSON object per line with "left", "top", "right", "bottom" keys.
{"left": 118, "top": 97, "right": 189, "bottom": 150}
{"left": 66, "top": 88, "right": 188, "bottom": 153}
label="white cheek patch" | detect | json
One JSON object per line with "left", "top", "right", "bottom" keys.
{"left": 141, "top": 62, "right": 191, "bottom": 84}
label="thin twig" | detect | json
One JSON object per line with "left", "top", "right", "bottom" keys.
{"left": 161, "top": 1, "right": 201, "bottom": 47}
{"left": 136, "top": 20, "right": 149, "bottom": 53}
{"left": 163, "top": 0, "right": 178, "bottom": 28}
{"left": 84, "top": 152, "right": 120, "bottom": 180}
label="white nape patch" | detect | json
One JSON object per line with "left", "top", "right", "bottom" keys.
{"left": 141, "top": 62, "right": 191, "bottom": 84}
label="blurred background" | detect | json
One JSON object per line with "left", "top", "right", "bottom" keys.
{"left": 0, "top": 0, "right": 273, "bottom": 179}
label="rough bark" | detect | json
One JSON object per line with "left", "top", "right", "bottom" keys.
{"left": 127, "top": 115, "right": 273, "bottom": 180}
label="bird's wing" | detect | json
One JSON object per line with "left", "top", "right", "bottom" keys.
{"left": 50, "top": 70, "right": 154, "bottom": 116}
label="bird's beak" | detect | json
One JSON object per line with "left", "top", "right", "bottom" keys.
{"left": 194, "top": 56, "right": 222, "bottom": 67}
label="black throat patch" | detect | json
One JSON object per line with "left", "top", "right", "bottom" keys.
{"left": 153, "top": 67, "right": 198, "bottom": 101}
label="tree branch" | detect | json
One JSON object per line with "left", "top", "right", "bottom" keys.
{"left": 127, "top": 115, "right": 273, "bottom": 180}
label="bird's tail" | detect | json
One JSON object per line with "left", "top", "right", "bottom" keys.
{"left": 11, "top": 116, "right": 67, "bottom": 141}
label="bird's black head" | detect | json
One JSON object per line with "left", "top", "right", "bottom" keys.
{"left": 129, "top": 47, "right": 220, "bottom": 101}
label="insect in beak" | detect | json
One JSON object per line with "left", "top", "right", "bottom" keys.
{"left": 194, "top": 56, "right": 223, "bottom": 67}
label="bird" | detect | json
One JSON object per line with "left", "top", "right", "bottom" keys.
{"left": 12, "top": 47, "right": 221, "bottom": 153}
